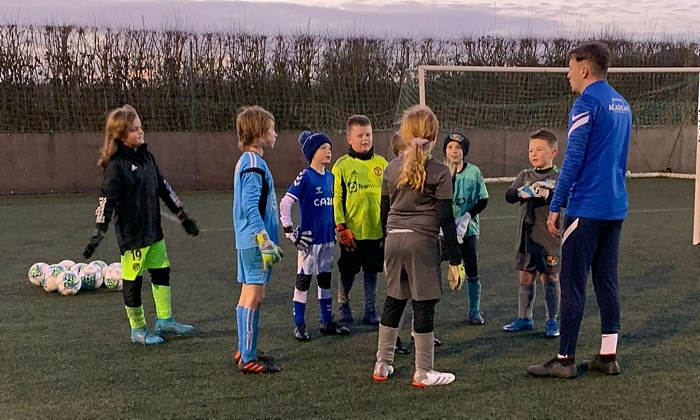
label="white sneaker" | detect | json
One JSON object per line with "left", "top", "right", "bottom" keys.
{"left": 412, "top": 369, "right": 455, "bottom": 387}
{"left": 373, "top": 361, "right": 394, "bottom": 381}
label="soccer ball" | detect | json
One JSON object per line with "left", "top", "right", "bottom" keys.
{"left": 77, "top": 263, "right": 103, "bottom": 290}
{"left": 58, "top": 259, "right": 76, "bottom": 270}
{"left": 43, "top": 264, "right": 66, "bottom": 292}
{"left": 89, "top": 260, "right": 108, "bottom": 271}
{"left": 70, "top": 262, "right": 87, "bottom": 275}
{"left": 28, "top": 262, "right": 48, "bottom": 286}
{"left": 58, "top": 271, "right": 82, "bottom": 296}
{"left": 103, "top": 263, "right": 123, "bottom": 291}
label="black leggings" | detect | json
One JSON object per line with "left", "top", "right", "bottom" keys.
{"left": 381, "top": 296, "right": 437, "bottom": 333}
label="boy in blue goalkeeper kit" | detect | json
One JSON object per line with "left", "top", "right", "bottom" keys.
{"left": 280, "top": 131, "right": 351, "bottom": 341}
{"left": 503, "top": 129, "right": 561, "bottom": 338}
{"left": 233, "top": 106, "right": 283, "bottom": 374}
{"left": 442, "top": 133, "right": 489, "bottom": 325}
{"left": 83, "top": 104, "right": 199, "bottom": 346}
{"left": 528, "top": 42, "right": 632, "bottom": 378}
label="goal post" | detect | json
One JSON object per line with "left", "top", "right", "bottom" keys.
{"left": 412, "top": 65, "right": 700, "bottom": 244}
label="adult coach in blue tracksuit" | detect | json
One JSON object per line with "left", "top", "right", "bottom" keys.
{"left": 527, "top": 42, "right": 632, "bottom": 378}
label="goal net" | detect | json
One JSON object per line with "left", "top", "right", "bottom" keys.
{"left": 396, "top": 65, "right": 700, "bottom": 242}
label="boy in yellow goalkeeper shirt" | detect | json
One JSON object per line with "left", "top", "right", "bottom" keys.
{"left": 332, "top": 115, "right": 388, "bottom": 325}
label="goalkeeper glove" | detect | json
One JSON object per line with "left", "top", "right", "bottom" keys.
{"left": 455, "top": 212, "right": 472, "bottom": 244}
{"left": 83, "top": 226, "right": 107, "bottom": 259}
{"left": 336, "top": 224, "right": 357, "bottom": 252}
{"left": 255, "top": 229, "right": 283, "bottom": 272}
{"left": 517, "top": 185, "right": 536, "bottom": 199}
{"left": 284, "top": 225, "right": 313, "bottom": 251}
{"left": 177, "top": 210, "right": 200, "bottom": 236}
{"left": 447, "top": 263, "right": 466, "bottom": 291}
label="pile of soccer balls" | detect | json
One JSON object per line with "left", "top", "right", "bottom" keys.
{"left": 27, "top": 260, "right": 123, "bottom": 296}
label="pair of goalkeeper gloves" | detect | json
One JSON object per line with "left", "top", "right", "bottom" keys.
{"left": 82, "top": 210, "right": 199, "bottom": 259}
{"left": 517, "top": 181, "right": 554, "bottom": 200}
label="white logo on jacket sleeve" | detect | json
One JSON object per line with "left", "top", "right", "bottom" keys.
{"left": 571, "top": 111, "right": 589, "bottom": 121}
{"left": 131, "top": 164, "right": 137, "bottom": 171}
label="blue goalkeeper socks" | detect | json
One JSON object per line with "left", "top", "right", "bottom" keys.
{"left": 236, "top": 306, "right": 244, "bottom": 354}
{"left": 239, "top": 306, "right": 258, "bottom": 364}
{"left": 250, "top": 308, "right": 260, "bottom": 360}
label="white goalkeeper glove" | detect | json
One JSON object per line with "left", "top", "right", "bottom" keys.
{"left": 531, "top": 180, "right": 555, "bottom": 190}
{"left": 455, "top": 213, "right": 472, "bottom": 244}
{"left": 518, "top": 184, "right": 550, "bottom": 200}
{"left": 283, "top": 226, "right": 313, "bottom": 251}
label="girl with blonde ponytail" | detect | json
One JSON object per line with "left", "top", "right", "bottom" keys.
{"left": 372, "top": 105, "right": 465, "bottom": 387}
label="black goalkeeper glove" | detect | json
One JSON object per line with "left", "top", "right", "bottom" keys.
{"left": 83, "top": 228, "right": 105, "bottom": 259}
{"left": 178, "top": 210, "right": 199, "bottom": 236}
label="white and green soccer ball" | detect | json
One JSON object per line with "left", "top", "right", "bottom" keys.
{"left": 89, "top": 260, "right": 108, "bottom": 272}
{"left": 103, "top": 263, "right": 123, "bottom": 291}
{"left": 28, "top": 262, "right": 48, "bottom": 286}
{"left": 43, "top": 264, "right": 66, "bottom": 292}
{"left": 58, "top": 259, "right": 76, "bottom": 270}
{"left": 70, "top": 262, "right": 87, "bottom": 275}
{"left": 58, "top": 271, "right": 82, "bottom": 296}
{"left": 75, "top": 263, "right": 103, "bottom": 290}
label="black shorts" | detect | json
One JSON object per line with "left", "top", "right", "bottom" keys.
{"left": 515, "top": 252, "right": 560, "bottom": 275}
{"left": 337, "top": 239, "right": 384, "bottom": 275}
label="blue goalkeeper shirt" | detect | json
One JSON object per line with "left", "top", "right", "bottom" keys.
{"left": 233, "top": 151, "right": 279, "bottom": 249}
{"left": 285, "top": 167, "right": 336, "bottom": 245}
{"left": 550, "top": 80, "right": 632, "bottom": 220}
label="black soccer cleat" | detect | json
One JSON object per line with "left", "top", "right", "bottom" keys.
{"left": 294, "top": 324, "right": 311, "bottom": 341}
{"left": 395, "top": 336, "right": 411, "bottom": 355}
{"left": 237, "top": 358, "right": 282, "bottom": 374}
{"left": 234, "top": 349, "right": 275, "bottom": 364}
{"left": 320, "top": 321, "right": 350, "bottom": 336}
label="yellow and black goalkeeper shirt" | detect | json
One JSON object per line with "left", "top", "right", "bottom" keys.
{"left": 332, "top": 148, "right": 388, "bottom": 240}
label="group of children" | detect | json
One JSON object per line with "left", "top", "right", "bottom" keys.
{"left": 84, "top": 102, "right": 563, "bottom": 382}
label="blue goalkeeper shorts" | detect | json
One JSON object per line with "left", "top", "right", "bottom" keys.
{"left": 237, "top": 247, "right": 272, "bottom": 285}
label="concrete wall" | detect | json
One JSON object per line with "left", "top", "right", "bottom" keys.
{"left": 1, "top": 127, "right": 696, "bottom": 194}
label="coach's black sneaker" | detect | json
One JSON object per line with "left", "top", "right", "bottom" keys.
{"left": 294, "top": 324, "right": 311, "bottom": 341}
{"left": 320, "top": 321, "right": 350, "bottom": 336}
{"left": 581, "top": 354, "right": 621, "bottom": 375}
{"left": 234, "top": 350, "right": 275, "bottom": 364}
{"left": 527, "top": 357, "right": 577, "bottom": 378}
{"left": 238, "top": 358, "right": 282, "bottom": 374}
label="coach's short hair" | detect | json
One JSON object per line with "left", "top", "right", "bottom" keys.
{"left": 568, "top": 42, "right": 611, "bottom": 77}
